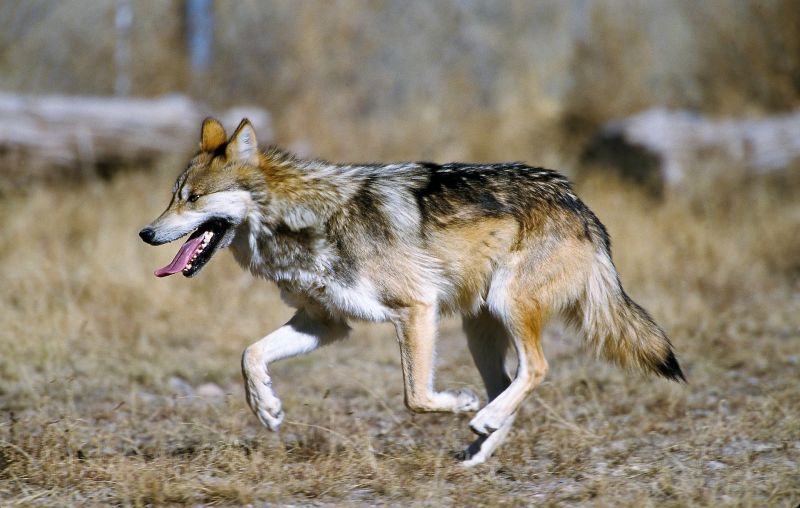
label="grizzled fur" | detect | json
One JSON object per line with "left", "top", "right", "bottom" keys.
{"left": 141, "top": 118, "right": 684, "bottom": 467}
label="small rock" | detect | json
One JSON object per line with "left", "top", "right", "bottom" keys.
{"left": 136, "top": 391, "right": 158, "bottom": 403}
{"left": 98, "top": 447, "right": 117, "bottom": 457}
{"left": 706, "top": 460, "right": 727, "bottom": 470}
{"left": 749, "top": 442, "right": 775, "bottom": 453}
{"left": 167, "top": 376, "right": 193, "bottom": 396}
{"left": 196, "top": 382, "right": 225, "bottom": 398}
{"left": 610, "top": 440, "right": 629, "bottom": 452}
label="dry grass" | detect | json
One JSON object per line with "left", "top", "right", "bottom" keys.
{"left": 0, "top": 162, "right": 798, "bottom": 506}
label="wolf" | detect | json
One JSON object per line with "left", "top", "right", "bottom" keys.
{"left": 139, "top": 118, "right": 685, "bottom": 466}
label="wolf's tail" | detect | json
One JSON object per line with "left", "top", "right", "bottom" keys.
{"left": 568, "top": 247, "right": 686, "bottom": 382}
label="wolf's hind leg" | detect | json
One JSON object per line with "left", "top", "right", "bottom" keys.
{"left": 242, "top": 307, "right": 349, "bottom": 431}
{"left": 464, "top": 310, "right": 512, "bottom": 400}
{"left": 459, "top": 310, "right": 515, "bottom": 466}
{"left": 394, "top": 303, "right": 480, "bottom": 413}
{"left": 469, "top": 300, "right": 549, "bottom": 436}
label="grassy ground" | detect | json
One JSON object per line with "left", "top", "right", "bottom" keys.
{"left": 0, "top": 164, "right": 798, "bottom": 506}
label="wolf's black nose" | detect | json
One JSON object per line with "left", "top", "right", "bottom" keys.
{"left": 139, "top": 227, "right": 156, "bottom": 244}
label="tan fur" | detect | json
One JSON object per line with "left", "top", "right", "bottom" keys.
{"left": 200, "top": 118, "right": 227, "bottom": 152}
{"left": 428, "top": 218, "right": 518, "bottom": 313}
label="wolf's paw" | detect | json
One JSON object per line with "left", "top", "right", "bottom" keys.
{"left": 452, "top": 388, "right": 480, "bottom": 413}
{"left": 247, "top": 385, "right": 284, "bottom": 431}
{"left": 254, "top": 404, "right": 284, "bottom": 431}
{"left": 453, "top": 435, "right": 488, "bottom": 467}
{"left": 469, "top": 407, "right": 508, "bottom": 436}
{"left": 459, "top": 452, "right": 489, "bottom": 468}
{"left": 244, "top": 377, "right": 285, "bottom": 431}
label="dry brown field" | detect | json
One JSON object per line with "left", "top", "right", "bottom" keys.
{"left": 0, "top": 162, "right": 798, "bottom": 506}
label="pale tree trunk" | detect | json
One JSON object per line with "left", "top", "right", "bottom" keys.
{"left": 114, "top": 0, "right": 133, "bottom": 96}
{"left": 185, "top": 0, "right": 214, "bottom": 96}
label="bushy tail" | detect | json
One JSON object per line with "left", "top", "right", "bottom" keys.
{"left": 570, "top": 249, "right": 686, "bottom": 382}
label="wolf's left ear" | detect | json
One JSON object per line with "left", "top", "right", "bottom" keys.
{"left": 200, "top": 117, "right": 227, "bottom": 152}
{"left": 226, "top": 119, "right": 258, "bottom": 163}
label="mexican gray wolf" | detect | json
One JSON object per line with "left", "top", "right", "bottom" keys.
{"left": 139, "top": 118, "right": 685, "bottom": 466}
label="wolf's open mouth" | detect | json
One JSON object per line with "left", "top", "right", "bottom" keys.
{"left": 154, "top": 219, "right": 230, "bottom": 278}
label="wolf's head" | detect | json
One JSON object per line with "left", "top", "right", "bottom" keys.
{"left": 139, "top": 117, "right": 263, "bottom": 278}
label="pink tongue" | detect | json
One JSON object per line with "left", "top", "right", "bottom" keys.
{"left": 154, "top": 235, "right": 205, "bottom": 277}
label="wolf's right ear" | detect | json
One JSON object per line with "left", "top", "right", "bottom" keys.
{"left": 200, "top": 117, "right": 227, "bottom": 152}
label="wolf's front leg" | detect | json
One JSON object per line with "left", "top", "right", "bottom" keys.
{"left": 242, "top": 307, "right": 349, "bottom": 430}
{"left": 394, "top": 303, "right": 480, "bottom": 413}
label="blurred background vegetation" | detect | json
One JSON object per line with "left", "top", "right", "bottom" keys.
{"left": 2, "top": 0, "right": 798, "bottom": 166}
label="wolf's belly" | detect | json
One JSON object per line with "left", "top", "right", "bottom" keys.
{"left": 284, "top": 277, "right": 394, "bottom": 323}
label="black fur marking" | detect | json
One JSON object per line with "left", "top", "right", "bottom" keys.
{"left": 351, "top": 179, "right": 394, "bottom": 242}
{"left": 410, "top": 162, "right": 615, "bottom": 256}
{"left": 321, "top": 211, "right": 359, "bottom": 285}
{"left": 412, "top": 162, "right": 443, "bottom": 232}
{"left": 656, "top": 349, "right": 687, "bottom": 383}
{"left": 330, "top": 234, "right": 359, "bottom": 285}
{"left": 413, "top": 163, "right": 523, "bottom": 225}
{"left": 211, "top": 142, "right": 228, "bottom": 159}
{"left": 416, "top": 162, "right": 441, "bottom": 172}
{"left": 413, "top": 162, "right": 592, "bottom": 233}
{"left": 325, "top": 177, "right": 396, "bottom": 286}
{"left": 573, "top": 197, "right": 612, "bottom": 253}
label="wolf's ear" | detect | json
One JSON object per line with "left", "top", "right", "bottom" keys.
{"left": 226, "top": 118, "right": 258, "bottom": 163}
{"left": 200, "top": 117, "right": 227, "bottom": 152}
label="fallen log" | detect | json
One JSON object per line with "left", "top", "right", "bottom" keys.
{"left": 0, "top": 93, "right": 272, "bottom": 191}
{"left": 581, "top": 108, "right": 800, "bottom": 191}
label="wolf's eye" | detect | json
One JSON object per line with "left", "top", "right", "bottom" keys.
{"left": 188, "top": 194, "right": 201, "bottom": 202}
